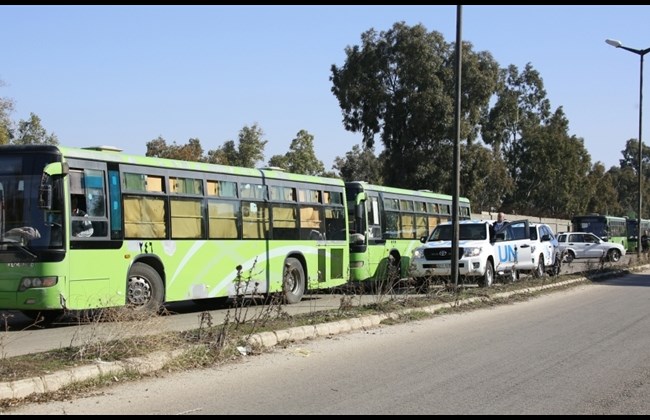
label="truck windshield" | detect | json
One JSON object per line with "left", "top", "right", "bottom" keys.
{"left": 430, "top": 224, "right": 487, "bottom": 241}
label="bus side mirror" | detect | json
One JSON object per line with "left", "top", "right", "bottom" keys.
{"left": 43, "top": 162, "right": 69, "bottom": 177}
{"left": 39, "top": 162, "right": 69, "bottom": 210}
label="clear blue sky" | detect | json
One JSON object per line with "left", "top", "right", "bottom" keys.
{"left": 1, "top": 5, "right": 649, "bottom": 171}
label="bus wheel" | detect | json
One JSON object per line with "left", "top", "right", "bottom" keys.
{"left": 283, "top": 258, "right": 305, "bottom": 304}
{"left": 21, "top": 310, "right": 63, "bottom": 326}
{"left": 386, "top": 255, "right": 401, "bottom": 286}
{"left": 127, "top": 262, "right": 164, "bottom": 313}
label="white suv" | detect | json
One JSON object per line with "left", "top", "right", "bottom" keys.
{"left": 409, "top": 219, "right": 533, "bottom": 287}
{"left": 556, "top": 232, "right": 626, "bottom": 263}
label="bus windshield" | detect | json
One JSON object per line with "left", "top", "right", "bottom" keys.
{"left": 0, "top": 152, "right": 64, "bottom": 261}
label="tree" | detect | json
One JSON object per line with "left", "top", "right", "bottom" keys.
{"left": 12, "top": 112, "right": 58, "bottom": 145}
{"left": 509, "top": 107, "right": 591, "bottom": 218}
{"left": 330, "top": 22, "right": 500, "bottom": 192}
{"left": 332, "top": 144, "right": 384, "bottom": 184}
{"left": 617, "top": 139, "right": 650, "bottom": 218}
{"left": 460, "top": 143, "right": 513, "bottom": 213}
{"left": 208, "top": 124, "right": 267, "bottom": 168}
{"left": 0, "top": 80, "right": 14, "bottom": 145}
{"left": 206, "top": 141, "right": 237, "bottom": 165}
{"left": 584, "top": 162, "right": 623, "bottom": 217}
{"left": 481, "top": 63, "right": 551, "bottom": 192}
{"left": 267, "top": 130, "right": 325, "bottom": 175}
{"left": 482, "top": 64, "right": 551, "bottom": 155}
{"left": 145, "top": 124, "right": 268, "bottom": 169}
{"left": 145, "top": 136, "right": 204, "bottom": 161}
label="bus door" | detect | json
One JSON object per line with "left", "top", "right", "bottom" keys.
{"left": 366, "top": 193, "right": 388, "bottom": 280}
{"left": 65, "top": 159, "right": 124, "bottom": 308}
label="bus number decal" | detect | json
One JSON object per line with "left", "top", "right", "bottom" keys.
{"left": 139, "top": 241, "right": 154, "bottom": 254}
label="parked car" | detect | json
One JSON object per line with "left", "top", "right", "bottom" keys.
{"left": 556, "top": 232, "right": 626, "bottom": 263}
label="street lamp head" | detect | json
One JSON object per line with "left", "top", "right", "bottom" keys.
{"left": 606, "top": 38, "right": 622, "bottom": 48}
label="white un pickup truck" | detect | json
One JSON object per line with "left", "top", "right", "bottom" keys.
{"left": 408, "top": 219, "right": 554, "bottom": 287}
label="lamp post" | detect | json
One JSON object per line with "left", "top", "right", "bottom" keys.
{"left": 606, "top": 39, "right": 650, "bottom": 257}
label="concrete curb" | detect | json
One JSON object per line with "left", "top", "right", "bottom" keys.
{"left": 0, "top": 270, "right": 636, "bottom": 403}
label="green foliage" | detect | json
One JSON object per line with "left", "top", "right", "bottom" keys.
{"left": 145, "top": 124, "right": 268, "bottom": 169}
{"left": 332, "top": 144, "right": 384, "bottom": 184}
{"left": 585, "top": 163, "right": 623, "bottom": 216}
{"left": 145, "top": 136, "right": 204, "bottom": 161}
{"left": 506, "top": 108, "right": 591, "bottom": 218}
{"left": 460, "top": 143, "right": 513, "bottom": 213}
{"left": 615, "top": 139, "right": 650, "bottom": 218}
{"left": 0, "top": 81, "right": 13, "bottom": 146}
{"left": 330, "top": 21, "right": 500, "bottom": 192}
{"left": 1, "top": 81, "right": 57, "bottom": 146}
{"left": 482, "top": 63, "right": 551, "bottom": 157}
{"left": 232, "top": 124, "right": 267, "bottom": 168}
{"left": 266, "top": 129, "right": 325, "bottom": 175}
{"left": 11, "top": 113, "right": 58, "bottom": 145}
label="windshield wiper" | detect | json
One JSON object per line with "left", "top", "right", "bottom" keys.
{"left": 0, "top": 240, "right": 38, "bottom": 260}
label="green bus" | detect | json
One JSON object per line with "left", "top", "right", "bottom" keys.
{"left": 0, "top": 145, "right": 349, "bottom": 322}
{"left": 625, "top": 218, "right": 650, "bottom": 252}
{"left": 571, "top": 214, "right": 628, "bottom": 250}
{"left": 345, "top": 181, "right": 472, "bottom": 287}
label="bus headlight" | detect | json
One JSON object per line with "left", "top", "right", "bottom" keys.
{"left": 18, "top": 276, "right": 58, "bottom": 292}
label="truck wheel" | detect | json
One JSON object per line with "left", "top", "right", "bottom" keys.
{"left": 480, "top": 260, "right": 494, "bottom": 288}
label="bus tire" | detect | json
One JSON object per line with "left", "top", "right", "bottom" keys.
{"left": 127, "top": 262, "right": 165, "bottom": 313}
{"left": 283, "top": 258, "right": 305, "bottom": 304}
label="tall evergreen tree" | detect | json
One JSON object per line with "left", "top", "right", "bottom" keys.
{"left": 330, "top": 22, "right": 499, "bottom": 193}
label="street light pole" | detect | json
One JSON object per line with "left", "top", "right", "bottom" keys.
{"left": 606, "top": 39, "right": 650, "bottom": 257}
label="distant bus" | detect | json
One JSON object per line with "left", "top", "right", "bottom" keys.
{"left": 345, "top": 181, "right": 471, "bottom": 287}
{"left": 571, "top": 214, "right": 628, "bottom": 250}
{"left": 0, "top": 144, "right": 349, "bottom": 323}
{"left": 625, "top": 218, "right": 650, "bottom": 252}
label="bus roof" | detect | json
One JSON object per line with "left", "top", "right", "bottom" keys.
{"left": 346, "top": 180, "right": 470, "bottom": 203}
{"left": 58, "top": 145, "right": 343, "bottom": 188}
